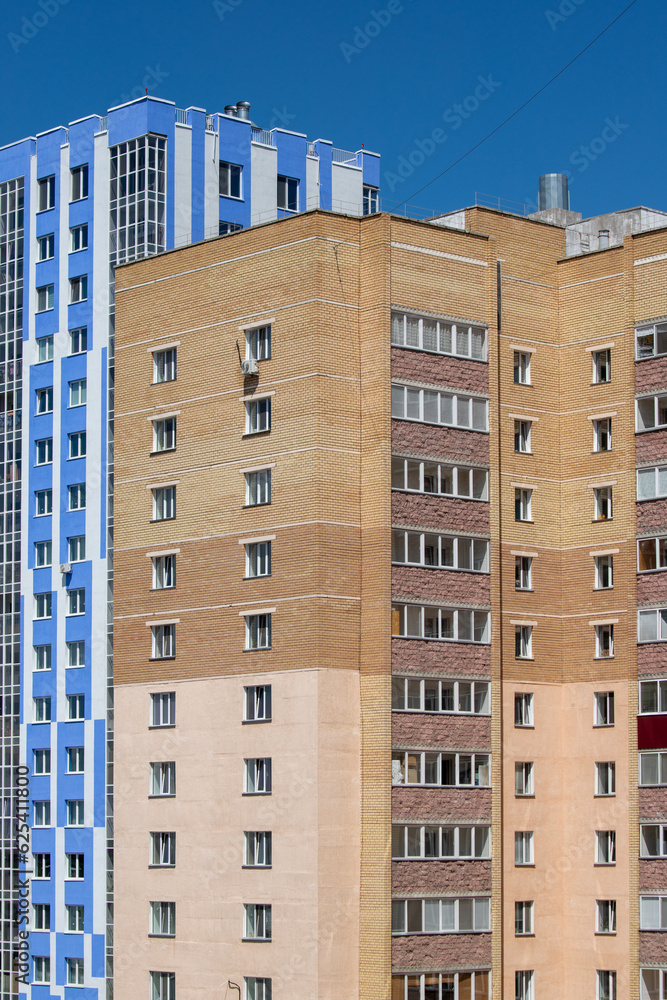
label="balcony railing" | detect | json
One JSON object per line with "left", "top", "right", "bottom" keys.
{"left": 332, "top": 147, "right": 359, "bottom": 165}
{"left": 251, "top": 128, "right": 275, "bottom": 147}
{"left": 205, "top": 115, "right": 215, "bottom": 132}
{"left": 97, "top": 116, "right": 108, "bottom": 133}
{"left": 174, "top": 108, "right": 188, "bottom": 125}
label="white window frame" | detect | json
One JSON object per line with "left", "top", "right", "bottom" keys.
{"left": 639, "top": 609, "right": 667, "bottom": 643}
{"left": 641, "top": 970, "right": 667, "bottom": 1000}
{"left": 391, "top": 676, "right": 491, "bottom": 716}
{"left": 514, "top": 351, "right": 531, "bottom": 385}
{"left": 33, "top": 696, "right": 51, "bottom": 722}
{"left": 637, "top": 393, "right": 667, "bottom": 432}
{"left": 245, "top": 325, "right": 271, "bottom": 361}
{"left": 391, "top": 311, "right": 488, "bottom": 362}
{"left": 68, "top": 483, "right": 86, "bottom": 511}
{"left": 34, "top": 801, "right": 51, "bottom": 827}
{"left": 150, "top": 972, "right": 175, "bottom": 1000}
{"left": 37, "top": 175, "right": 55, "bottom": 212}
{"left": 392, "top": 972, "right": 490, "bottom": 1000}
{"left": 391, "top": 896, "right": 491, "bottom": 935}
{"left": 392, "top": 603, "right": 490, "bottom": 644}
{"left": 597, "top": 970, "right": 616, "bottom": 1000}
{"left": 219, "top": 160, "right": 242, "bottom": 198}
{"left": 391, "top": 750, "right": 491, "bottom": 788}
{"left": 638, "top": 536, "right": 667, "bottom": 572}
{"left": 33, "top": 903, "right": 50, "bottom": 931}
{"left": 150, "top": 901, "right": 175, "bottom": 937}
{"left": 66, "top": 799, "right": 84, "bottom": 827}
{"left": 595, "top": 623, "right": 614, "bottom": 658}
{"left": 35, "top": 489, "right": 52, "bottom": 516}
{"left": 67, "top": 641, "right": 85, "bottom": 667}
{"left": 68, "top": 535, "right": 86, "bottom": 562}
{"left": 151, "top": 624, "right": 175, "bottom": 659}
{"left": 36, "top": 284, "right": 54, "bottom": 312}
{"left": 245, "top": 541, "right": 271, "bottom": 578}
{"left": 151, "top": 692, "right": 175, "bottom": 728}
{"left": 152, "top": 486, "right": 176, "bottom": 521}
{"left": 67, "top": 694, "right": 85, "bottom": 721}
{"left": 153, "top": 417, "right": 176, "bottom": 452}
{"left": 66, "top": 958, "right": 84, "bottom": 985}
{"left": 35, "top": 540, "right": 52, "bottom": 567}
{"left": 150, "top": 762, "right": 176, "bottom": 797}
{"left": 152, "top": 554, "right": 176, "bottom": 590}
{"left": 514, "top": 419, "right": 531, "bottom": 453}
{"left": 243, "top": 903, "right": 272, "bottom": 941}
{"left": 66, "top": 904, "right": 84, "bottom": 933}
{"left": 67, "top": 588, "right": 85, "bottom": 616}
{"left": 514, "top": 831, "right": 534, "bottom": 865}
{"left": 245, "top": 398, "right": 271, "bottom": 434}
{"left": 515, "top": 625, "right": 532, "bottom": 659}
{"left": 244, "top": 831, "right": 272, "bottom": 868}
{"left": 244, "top": 757, "right": 272, "bottom": 795}
{"left": 153, "top": 348, "right": 177, "bottom": 384}
{"left": 391, "top": 823, "right": 491, "bottom": 860}
{"left": 69, "top": 275, "right": 88, "bottom": 304}
{"left": 639, "top": 679, "right": 667, "bottom": 714}
{"left": 594, "top": 486, "right": 612, "bottom": 520}
{"left": 66, "top": 853, "right": 84, "bottom": 879}
{"left": 515, "top": 488, "right": 532, "bottom": 521}
{"left": 35, "top": 437, "right": 53, "bottom": 465}
{"left": 245, "top": 613, "right": 271, "bottom": 649}
{"left": 640, "top": 752, "right": 667, "bottom": 787}
{"left": 34, "top": 749, "right": 50, "bottom": 775}
{"left": 515, "top": 971, "right": 534, "bottom": 1000}
{"left": 34, "top": 645, "right": 51, "bottom": 671}
{"left": 244, "top": 685, "right": 272, "bottom": 722}
{"left": 37, "top": 234, "right": 54, "bottom": 261}
{"left": 244, "top": 977, "right": 271, "bottom": 1000}
{"left": 515, "top": 900, "right": 534, "bottom": 936}
{"left": 639, "top": 896, "right": 667, "bottom": 931}
{"left": 33, "top": 853, "right": 50, "bottom": 879}
{"left": 641, "top": 825, "right": 667, "bottom": 858}
{"left": 150, "top": 832, "right": 176, "bottom": 867}
{"left": 68, "top": 431, "right": 86, "bottom": 459}
{"left": 277, "top": 174, "right": 298, "bottom": 211}
{"left": 593, "top": 348, "right": 611, "bottom": 383}
{"left": 36, "top": 386, "right": 53, "bottom": 413}
{"left": 37, "top": 334, "right": 54, "bottom": 361}
{"left": 595, "top": 762, "right": 616, "bottom": 796}
{"left": 514, "top": 693, "right": 534, "bottom": 727}
{"left": 66, "top": 747, "right": 84, "bottom": 773}
{"left": 70, "top": 223, "right": 88, "bottom": 252}
{"left": 70, "top": 164, "right": 88, "bottom": 202}
{"left": 34, "top": 593, "right": 52, "bottom": 620}
{"left": 595, "top": 554, "right": 613, "bottom": 589}
{"left": 391, "top": 456, "right": 489, "bottom": 500}
{"left": 69, "top": 327, "right": 87, "bottom": 355}
{"left": 515, "top": 556, "right": 532, "bottom": 590}
{"left": 593, "top": 418, "right": 612, "bottom": 452}
{"left": 391, "top": 530, "right": 489, "bottom": 573}
{"left": 33, "top": 957, "right": 50, "bottom": 985}
{"left": 636, "top": 322, "right": 667, "bottom": 359}
{"left": 363, "top": 186, "right": 379, "bottom": 215}
{"left": 515, "top": 762, "right": 534, "bottom": 797}
{"left": 595, "top": 830, "right": 616, "bottom": 865}
{"left": 245, "top": 468, "right": 271, "bottom": 505}
{"left": 391, "top": 383, "right": 489, "bottom": 432}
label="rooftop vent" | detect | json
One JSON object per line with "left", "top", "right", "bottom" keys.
{"left": 538, "top": 173, "right": 570, "bottom": 212}
{"left": 224, "top": 104, "right": 238, "bottom": 117}
{"left": 236, "top": 101, "right": 251, "bottom": 120}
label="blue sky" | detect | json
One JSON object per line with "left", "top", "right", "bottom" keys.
{"left": 0, "top": 0, "right": 661, "bottom": 219}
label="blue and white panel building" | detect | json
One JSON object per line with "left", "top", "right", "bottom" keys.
{"left": 0, "top": 95, "right": 380, "bottom": 1000}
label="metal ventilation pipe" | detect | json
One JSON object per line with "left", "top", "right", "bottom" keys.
{"left": 538, "top": 173, "right": 570, "bottom": 211}
{"left": 236, "top": 101, "right": 251, "bottom": 120}
{"left": 598, "top": 230, "right": 610, "bottom": 249}
{"left": 224, "top": 104, "right": 238, "bottom": 117}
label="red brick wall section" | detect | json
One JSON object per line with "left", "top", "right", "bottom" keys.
{"left": 392, "top": 567, "right": 491, "bottom": 606}
{"left": 637, "top": 644, "right": 667, "bottom": 677}
{"left": 639, "top": 932, "right": 667, "bottom": 964}
{"left": 637, "top": 499, "right": 667, "bottom": 534}
{"left": 391, "top": 347, "right": 489, "bottom": 395}
{"left": 392, "top": 638, "right": 491, "bottom": 678}
{"left": 635, "top": 358, "right": 667, "bottom": 395}
{"left": 640, "top": 860, "right": 667, "bottom": 891}
{"left": 636, "top": 429, "right": 667, "bottom": 465}
{"left": 391, "top": 933, "right": 491, "bottom": 969}
{"left": 392, "top": 860, "right": 492, "bottom": 895}
{"left": 392, "top": 493, "right": 490, "bottom": 535}
{"left": 392, "top": 788, "right": 492, "bottom": 823}
{"left": 638, "top": 573, "right": 667, "bottom": 604}
{"left": 391, "top": 713, "right": 491, "bottom": 750}
{"left": 392, "top": 421, "right": 490, "bottom": 466}
{"left": 639, "top": 788, "right": 667, "bottom": 819}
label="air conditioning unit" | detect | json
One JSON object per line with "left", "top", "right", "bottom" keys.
{"left": 60, "top": 563, "right": 72, "bottom": 574}
{"left": 240, "top": 358, "right": 259, "bottom": 376}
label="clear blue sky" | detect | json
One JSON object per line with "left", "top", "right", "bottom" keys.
{"left": 0, "top": 0, "right": 661, "bottom": 219}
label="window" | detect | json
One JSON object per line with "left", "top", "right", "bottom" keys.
{"left": 152, "top": 624, "right": 175, "bottom": 659}
{"left": 596, "top": 762, "right": 616, "bottom": 796}
{"left": 67, "top": 694, "right": 85, "bottom": 721}
{"left": 245, "top": 325, "right": 271, "bottom": 361}
{"left": 515, "top": 489, "right": 532, "bottom": 521}
{"left": 34, "top": 645, "right": 51, "bottom": 671}
{"left": 640, "top": 609, "right": 667, "bottom": 643}
{"left": 245, "top": 614, "right": 271, "bottom": 650}
{"left": 219, "top": 221, "right": 243, "bottom": 236}
{"left": 641, "top": 971, "right": 667, "bottom": 1000}
{"left": 392, "top": 973, "right": 489, "bottom": 1000}
{"left": 70, "top": 164, "right": 88, "bottom": 201}
{"left": 69, "top": 275, "right": 88, "bottom": 303}
{"left": 66, "top": 905, "right": 84, "bottom": 932}
{"left": 67, "top": 641, "right": 85, "bottom": 667}
{"left": 150, "top": 832, "right": 176, "bottom": 867}
{"left": 515, "top": 971, "right": 534, "bottom": 1000}
{"left": 392, "top": 604, "right": 490, "bottom": 644}
{"left": 34, "top": 853, "right": 50, "bottom": 879}
{"left": 641, "top": 825, "right": 667, "bottom": 857}
{"left": 68, "top": 431, "right": 86, "bottom": 459}
{"left": 391, "top": 896, "right": 490, "bottom": 934}
{"left": 245, "top": 469, "right": 271, "bottom": 505}
{"left": 66, "top": 853, "right": 84, "bottom": 879}
{"left": 70, "top": 223, "right": 88, "bottom": 252}
{"left": 597, "top": 900, "right": 617, "bottom": 934}
{"left": 244, "top": 685, "right": 272, "bottom": 722}
{"left": 153, "top": 417, "right": 176, "bottom": 452}
{"left": 37, "top": 335, "right": 54, "bottom": 362}
{"left": 36, "top": 284, "right": 54, "bottom": 312}
{"left": 36, "top": 489, "right": 52, "bottom": 516}
{"left": 245, "top": 541, "right": 271, "bottom": 577}
{"left": 219, "top": 161, "right": 242, "bottom": 198}
{"left": 392, "top": 531, "right": 489, "bottom": 573}
{"left": 69, "top": 536, "right": 86, "bottom": 562}
{"left": 595, "top": 624, "right": 614, "bottom": 658}
{"left": 391, "top": 751, "right": 490, "bottom": 788}
{"left": 152, "top": 486, "right": 176, "bottom": 520}
{"left": 392, "top": 677, "right": 490, "bottom": 715}
{"left": 34, "top": 697, "right": 51, "bottom": 722}
{"left": 515, "top": 556, "right": 532, "bottom": 590}
{"left": 593, "top": 418, "right": 612, "bottom": 452}
{"left": 594, "top": 486, "right": 612, "bottom": 520}
{"left": 514, "top": 351, "right": 531, "bottom": 384}
{"left": 514, "top": 419, "right": 531, "bottom": 453}
{"left": 150, "top": 762, "right": 176, "bottom": 797}
{"left": 597, "top": 971, "right": 616, "bottom": 1000}
{"left": 515, "top": 762, "right": 534, "bottom": 796}
{"left": 66, "top": 800, "right": 84, "bottom": 826}
{"left": 363, "top": 185, "right": 379, "bottom": 215}
{"left": 277, "top": 175, "right": 298, "bottom": 211}
{"left": 515, "top": 832, "right": 534, "bottom": 865}
{"left": 245, "top": 398, "right": 271, "bottom": 434}
{"left": 595, "top": 555, "right": 613, "bottom": 588}
{"left": 392, "top": 312, "right": 487, "bottom": 361}
{"left": 392, "top": 824, "right": 491, "bottom": 860}
{"left": 244, "top": 831, "right": 272, "bottom": 868}
{"left": 35, "top": 437, "right": 53, "bottom": 465}
{"left": 35, "top": 540, "right": 52, "bottom": 567}
{"left": 244, "top": 903, "right": 272, "bottom": 941}
{"left": 37, "top": 233, "right": 54, "bottom": 261}
{"left": 36, "top": 386, "right": 53, "bottom": 413}
{"left": 68, "top": 379, "right": 87, "bottom": 408}
{"left": 595, "top": 691, "right": 614, "bottom": 726}
{"left": 392, "top": 456, "right": 489, "bottom": 499}
{"left": 33, "top": 957, "right": 50, "bottom": 984}
{"left": 515, "top": 901, "right": 534, "bottom": 936}
{"left": 69, "top": 327, "right": 87, "bottom": 354}
{"left": 637, "top": 394, "right": 667, "bottom": 432}
{"left": 34, "top": 903, "right": 50, "bottom": 930}
{"left": 593, "top": 349, "right": 611, "bottom": 383}
{"left": 38, "top": 175, "right": 55, "bottom": 212}
{"left": 152, "top": 554, "right": 176, "bottom": 589}
{"left": 153, "top": 348, "right": 177, "bottom": 383}
{"left": 637, "top": 322, "right": 667, "bottom": 359}
{"left": 34, "top": 593, "right": 52, "bottom": 619}
{"left": 151, "top": 692, "right": 175, "bottom": 728}
{"left": 596, "top": 830, "right": 616, "bottom": 864}
{"left": 392, "top": 384, "right": 488, "bottom": 431}
{"left": 67, "top": 588, "right": 85, "bottom": 616}
{"left": 639, "top": 536, "right": 667, "bottom": 572}
{"left": 150, "top": 902, "right": 175, "bottom": 937}
{"left": 150, "top": 972, "right": 175, "bottom": 1000}
{"left": 34, "top": 749, "right": 50, "bottom": 775}
{"left": 67, "top": 747, "right": 84, "bottom": 773}
{"left": 34, "top": 801, "right": 50, "bottom": 826}
{"left": 244, "top": 978, "right": 271, "bottom": 1000}
{"left": 515, "top": 693, "right": 534, "bottom": 727}
{"left": 640, "top": 752, "right": 667, "bottom": 786}
{"left": 515, "top": 625, "right": 532, "bottom": 659}
{"left": 244, "top": 757, "right": 272, "bottom": 794}
{"left": 640, "top": 680, "right": 667, "bottom": 714}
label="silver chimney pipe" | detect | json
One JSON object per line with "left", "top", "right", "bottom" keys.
{"left": 224, "top": 104, "right": 238, "bottom": 117}
{"left": 538, "top": 173, "right": 570, "bottom": 211}
{"left": 236, "top": 101, "right": 251, "bottom": 120}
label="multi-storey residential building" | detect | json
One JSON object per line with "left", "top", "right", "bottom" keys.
{"left": 113, "top": 188, "right": 667, "bottom": 1000}
{"left": 0, "top": 97, "right": 379, "bottom": 999}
